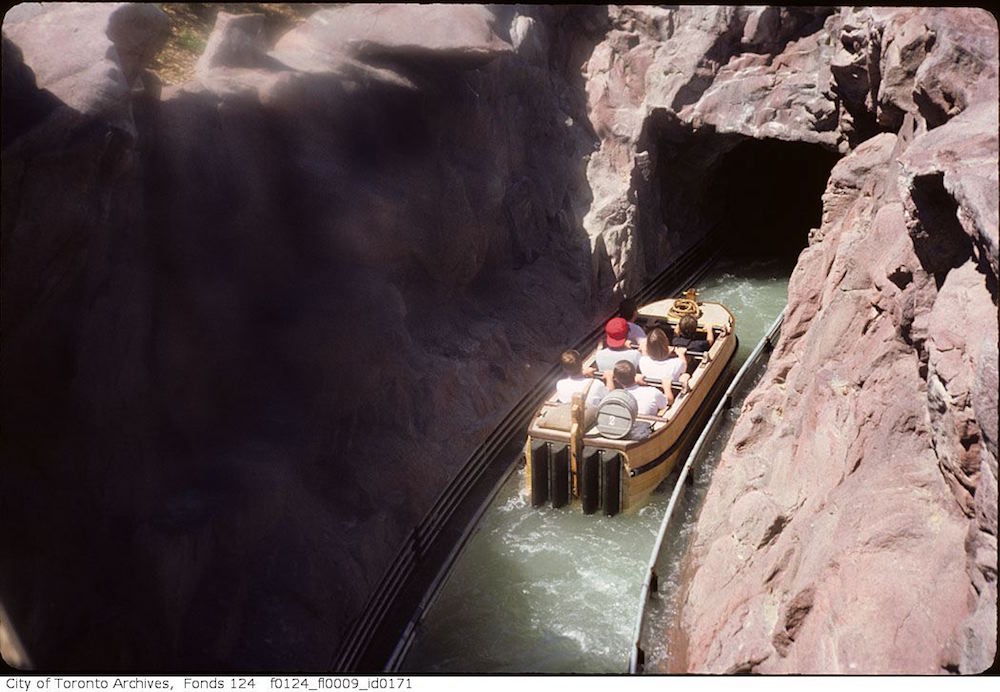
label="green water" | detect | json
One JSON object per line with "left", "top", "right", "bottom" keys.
{"left": 399, "top": 257, "right": 791, "bottom": 673}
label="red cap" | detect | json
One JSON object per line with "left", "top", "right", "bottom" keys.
{"left": 605, "top": 317, "right": 629, "bottom": 348}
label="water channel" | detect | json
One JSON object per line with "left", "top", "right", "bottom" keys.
{"left": 399, "top": 256, "right": 793, "bottom": 673}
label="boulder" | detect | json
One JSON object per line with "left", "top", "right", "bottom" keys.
{"left": 271, "top": 3, "right": 513, "bottom": 71}
{"left": 877, "top": 10, "right": 936, "bottom": 130}
{"left": 912, "top": 8, "right": 999, "bottom": 129}
{"left": 196, "top": 11, "right": 288, "bottom": 76}
{"left": 898, "top": 99, "right": 999, "bottom": 280}
{"left": 2, "top": 3, "right": 168, "bottom": 134}
{"left": 682, "top": 22, "right": 840, "bottom": 145}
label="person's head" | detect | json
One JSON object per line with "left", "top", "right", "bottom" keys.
{"left": 560, "top": 349, "right": 583, "bottom": 376}
{"left": 605, "top": 317, "right": 629, "bottom": 349}
{"left": 619, "top": 298, "right": 638, "bottom": 322}
{"left": 612, "top": 360, "right": 637, "bottom": 389}
{"left": 679, "top": 315, "right": 699, "bottom": 338}
{"left": 646, "top": 328, "right": 671, "bottom": 360}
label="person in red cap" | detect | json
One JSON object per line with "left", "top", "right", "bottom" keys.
{"left": 595, "top": 316, "right": 641, "bottom": 373}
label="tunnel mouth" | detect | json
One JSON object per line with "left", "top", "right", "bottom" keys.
{"left": 643, "top": 113, "right": 842, "bottom": 270}
{"left": 703, "top": 138, "right": 841, "bottom": 263}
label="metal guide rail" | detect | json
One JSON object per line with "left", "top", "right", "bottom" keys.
{"left": 627, "top": 310, "right": 785, "bottom": 674}
{"left": 332, "top": 233, "right": 722, "bottom": 672}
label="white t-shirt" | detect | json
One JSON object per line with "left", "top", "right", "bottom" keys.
{"left": 639, "top": 355, "right": 686, "bottom": 383}
{"left": 627, "top": 321, "right": 646, "bottom": 344}
{"left": 625, "top": 384, "right": 667, "bottom": 416}
{"left": 595, "top": 347, "right": 641, "bottom": 373}
{"left": 555, "top": 376, "right": 608, "bottom": 406}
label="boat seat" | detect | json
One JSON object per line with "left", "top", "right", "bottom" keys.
{"left": 637, "top": 317, "right": 722, "bottom": 339}
{"left": 637, "top": 413, "right": 669, "bottom": 424}
{"left": 639, "top": 376, "right": 684, "bottom": 394}
{"left": 684, "top": 351, "right": 706, "bottom": 375}
{"left": 636, "top": 316, "right": 674, "bottom": 334}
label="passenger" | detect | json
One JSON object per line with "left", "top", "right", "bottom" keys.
{"left": 618, "top": 297, "right": 646, "bottom": 347}
{"left": 555, "top": 349, "right": 607, "bottom": 406}
{"left": 639, "top": 328, "right": 687, "bottom": 383}
{"left": 605, "top": 360, "right": 667, "bottom": 415}
{"left": 671, "top": 314, "right": 713, "bottom": 353}
{"left": 595, "top": 317, "right": 641, "bottom": 373}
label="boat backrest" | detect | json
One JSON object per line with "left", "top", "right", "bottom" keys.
{"left": 637, "top": 316, "right": 720, "bottom": 342}
{"left": 685, "top": 351, "right": 705, "bottom": 375}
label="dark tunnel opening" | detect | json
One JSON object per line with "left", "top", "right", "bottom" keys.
{"left": 642, "top": 111, "right": 843, "bottom": 274}
{"left": 703, "top": 138, "right": 842, "bottom": 263}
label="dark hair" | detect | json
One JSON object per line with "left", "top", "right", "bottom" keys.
{"left": 612, "top": 360, "right": 636, "bottom": 389}
{"left": 619, "top": 298, "right": 638, "bottom": 321}
{"left": 646, "top": 328, "right": 671, "bottom": 360}
{"left": 560, "top": 349, "right": 582, "bottom": 376}
{"left": 679, "top": 315, "right": 699, "bottom": 338}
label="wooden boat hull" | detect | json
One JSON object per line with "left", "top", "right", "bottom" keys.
{"left": 525, "top": 298, "right": 737, "bottom": 515}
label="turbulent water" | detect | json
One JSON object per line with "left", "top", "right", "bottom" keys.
{"left": 400, "top": 257, "right": 792, "bottom": 673}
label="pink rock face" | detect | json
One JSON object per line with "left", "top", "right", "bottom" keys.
{"left": 272, "top": 3, "right": 513, "bottom": 70}
{"left": 675, "top": 10, "right": 998, "bottom": 672}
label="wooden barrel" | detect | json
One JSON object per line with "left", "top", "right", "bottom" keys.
{"left": 596, "top": 390, "right": 638, "bottom": 439}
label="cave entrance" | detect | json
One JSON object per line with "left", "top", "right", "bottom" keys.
{"left": 642, "top": 112, "right": 842, "bottom": 272}
{"left": 702, "top": 138, "right": 841, "bottom": 263}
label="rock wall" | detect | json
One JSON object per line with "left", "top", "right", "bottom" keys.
{"left": 673, "top": 8, "right": 998, "bottom": 674}
{"left": 2, "top": 3, "right": 611, "bottom": 669}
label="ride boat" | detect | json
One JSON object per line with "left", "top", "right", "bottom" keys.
{"left": 524, "top": 291, "right": 737, "bottom": 516}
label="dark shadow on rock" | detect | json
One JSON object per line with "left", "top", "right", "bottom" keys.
{"left": 908, "top": 172, "right": 974, "bottom": 287}
{"left": 1, "top": 37, "right": 63, "bottom": 147}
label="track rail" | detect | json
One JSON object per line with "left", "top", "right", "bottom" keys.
{"left": 628, "top": 309, "right": 784, "bottom": 674}
{"left": 332, "top": 234, "right": 722, "bottom": 672}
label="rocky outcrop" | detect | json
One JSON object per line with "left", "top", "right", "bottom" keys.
{"left": 2, "top": 2, "right": 610, "bottom": 670}
{"left": 675, "top": 8, "right": 998, "bottom": 674}
{"left": 2, "top": 3, "right": 168, "bottom": 133}
{"left": 272, "top": 4, "right": 514, "bottom": 68}
{"left": 580, "top": 6, "right": 840, "bottom": 296}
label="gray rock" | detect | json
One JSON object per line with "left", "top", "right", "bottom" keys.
{"left": 196, "top": 11, "right": 288, "bottom": 76}
{"left": 271, "top": 3, "right": 513, "bottom": 71}
{"left": 2, "top": 3, "right": 168, "bottom": 134}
